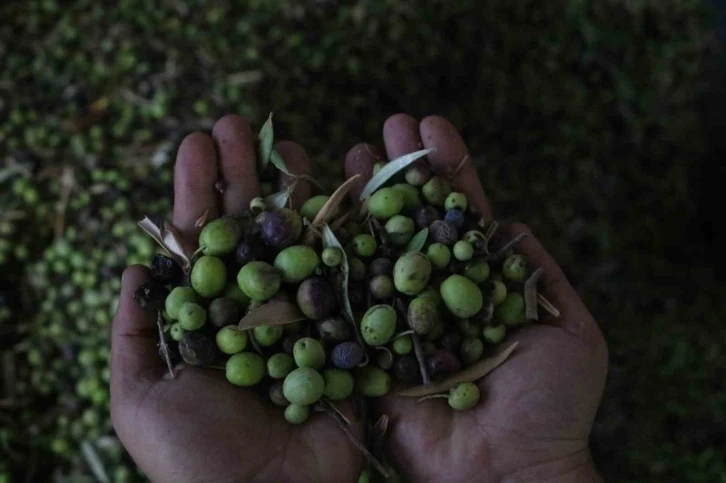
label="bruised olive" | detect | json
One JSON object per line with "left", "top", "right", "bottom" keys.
{"left": 261, "top": 209, "right": 303, "bottom": 249}
{"left": 413, "top": 206, "right": 441, "bottom": 229}
{"left": 179, "top": 332, "right": 218, "bottom": 366}
{"left": 429, "top": 220, "right": 458, "bottom": 246}
{"left": 426, "top": 350, "right": 461, "bottom": 379}
{"left": 316, "top": 316, "right": 352, "bottom": 342}
{"left": 297, "top": 276, "right": 337, "bottom": 320}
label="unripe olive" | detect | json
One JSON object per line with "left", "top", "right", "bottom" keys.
{"left": 367, "top": 187, "right": 404, "bottom": 219}
{"left": 440, "top": 274, "right": 483, "bottom": 318}
{"left": 274, "top": 245, "right": 320, "bottom": 283}
{"left": 422, "top": 176, "right": 451, "bottom": 206}
{"left": 199, "top": 217, "right": 243, "bottom": 256}
{"left": 393, "top": 252, "right": 432, "bottom": 296}
{"left": 385, "top": 215, "right": 415, "bottom": 247}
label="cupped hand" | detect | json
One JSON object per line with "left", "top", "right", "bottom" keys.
{"left": 111, "top": 115, "right": 362, "bottom": 483}
{"left": 344, "top": 114, "right": 608, "bottom": 483}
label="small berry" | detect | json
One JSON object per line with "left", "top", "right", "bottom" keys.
{"left": 284, "top": 404, "right": 310, "bottom": 425}
{"left": 502, "top": 254, "right": 528, "bottom": 282}
{"left": 179, "top": 332, "right": 218, "bottom": 366}
{"left": 149, "top": 254, "right": 182, "bottom": 284}
{"left": 267, "top": 352, "right": 295, "bottom": 379}
{"left": 134, "top": 282, "right": 169, "bottom": 312}
{"left": 355, "top": 366, "right": 391, "bottom": 397}
{"left": 482, "top": 324, "right": 507, "bottom": 344}
{"left": 216, "top": 326, "right": 248, "bottom": 354}
{"left": 444, "top": 209, "right": 465, "bottom": 228}
{"left": 322, "top": 247, "right": 343, "bottom": 267}
{"left": 293, "top": 337, "right": 326, "bottom": 369}
{"left": 322, "top": 368, "right": 355, "bottom": 400}
{"left": 453, "top": 240, "right": 474, "bottom": 261}
{"left": 444, "top": 192, "right": 468, "bottom": 212}
{"left": 353, "top": 234, "right": 377, "bottom": 257}
{"left": 226, "top": 352, "right": 266, "bottom": 387}
{"left": 331, "top": 342, "right": 365, "bottom": 369}
{"left": 283, "top": 367, "right": 325, "bottom": 405}
{"left": 392, "top": 335, "right": 413, "bottom": 355}
{"left": 448, "top": 382, "right": 480, "bottom": 410}
{"left": 429, "top": 220, "right": 458, "bottom": 246}
{"left": 178, "top": 302, "right": 206, "bottom": 331}
{"left": 253, "top": 325, "right": 284, "bottom": 347}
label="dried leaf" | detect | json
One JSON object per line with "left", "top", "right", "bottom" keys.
{"left": 313, "top": 175, "right": 361, "bottom": 227}
{"left": 258, "top": 112, "right": 274, "bottom": 170}
{"left": 321, "top": 224, "right": 369, "bottom": 365}
{"left": 137, "top": 217, "right": 191, "bottom": 273}
{"left": 537, "top": 294, "right": 561, "bottom": 318}
{"left": 398, "top": 341, "right": 519, "bottom": 397}
{"left": 270, "top": 148, "right": 291, "bottom": 175}
{"left": 194, "top": 209, "right": 211, "bottom": 228}
{"left": 524, "top": 267, "right": 544, "bottom": 320}
{"left": 238, "top": 302, "right": 307, "bottom": 330}
{"left": 359, "top": 149, "right": 433, "bottom": 201}
{"left": 406, "top": 228, "right": 428, "bottom": 252}
{"left": 265, "top": 187, "right": 292, "bottom": 210}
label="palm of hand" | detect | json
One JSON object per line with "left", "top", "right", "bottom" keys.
{"left": 115, "top": 367, "right": 360, "bottom": 483}
{"left": 112, "top": 116, "right": 362, "bottom": 483}
{"left": 380, "top": 325, "right": 606, "bottom": 483}
{"left": 113, "top": 113, "right": 607, "bottom": 483}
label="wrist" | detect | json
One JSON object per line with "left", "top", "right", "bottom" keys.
{"left": 501, "top": 448, "right": 603, "bottom": 483}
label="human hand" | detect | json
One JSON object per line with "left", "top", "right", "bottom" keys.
{"left": 111, "top": 115, "right": 362, "bottom": 483}
{"left": 344, "top": 114, "right": 608, "bottom": 483}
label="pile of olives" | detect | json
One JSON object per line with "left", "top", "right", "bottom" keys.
{"left": 136, "top": 159, "right": 537, "bottom": 423}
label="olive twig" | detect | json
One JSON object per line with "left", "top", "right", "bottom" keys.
{"left": 316, "top": 400, "right": 390, "bottom": 479}
{"left": 411, "top": 333, "right": 431, "bottom": 385}
{"left": 486, "top": 232, "right": 528, "bottom": 262}
{"left": 321, "top": 397, "right": 352, "bottom": 426}
{"left": 524, "top": 267, "right": 544, "bottom": 320}
{"left": 156, "top": 311, "right": 175, "bottom": 379}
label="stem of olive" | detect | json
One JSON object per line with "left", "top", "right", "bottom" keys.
{"left": 317, "top": 401, "right": 390, "bottom": 479}
{"left": 411, "top": 333, "right": 430, "bottom": 385}
{"left": 524, "top": 267, "right": 544, "bottom": 320}
{"left": 416, "top": 394, "right": 449, "bottom": 403}
{"left": 156, "top": 311, "right": 175, "bottom": 379}
{"left": 485, "top": 232, "right": 528, "bottom": 262}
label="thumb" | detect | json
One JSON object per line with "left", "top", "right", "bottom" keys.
{"left": 111, "top": 265, "right": 165, "bottom": 392}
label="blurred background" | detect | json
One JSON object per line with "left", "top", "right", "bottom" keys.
{"left": 1, "top": 0, "right": 724, "bottom": 481}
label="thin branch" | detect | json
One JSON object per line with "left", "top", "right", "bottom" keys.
{"left": 411, "top": 333, "right": 430, "bottom": 384}
{"left": 157, "top": 312, "right": 175, "bottom": 379}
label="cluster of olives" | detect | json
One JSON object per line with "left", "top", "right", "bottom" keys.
{"left": 136, "top": 159, "right": 535, "bottom": 422}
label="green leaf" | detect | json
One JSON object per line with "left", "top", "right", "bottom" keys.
{"left": 359, "top": 149, "right": 433, "bottom": 201}
{"left": 264, "top": 187, "right": 291, "bottom": 210}
{"left": 321, "top": 224, "right": 369, "bottom": 366}
{"left": 270, "top": 148, "right": 291, "bottom": 175}
{"left": 406, "top": 228, "right": 428, "bottom": 252}
{"left": 257, "top": 112, "right": 274, "bottom": 170}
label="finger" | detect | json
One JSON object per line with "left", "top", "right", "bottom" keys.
{"left": 212, "top": 114, "right": 260, "bottom": 215}
{"left": 504, "top": 223, "right": 600, "bottom": 343}
{"left": 419, "top": 115, "right": 493, "bottom": 221}
{"left": 275, "top": 140, "right": 311, "bottom": 209}
{"left": 344, "top": 143, "right": 382, "bottom": 200}
{"left": 111, "top": 266, "right": 165, "bottom": 388}
{"left": 173, "top": 132, "right": 219, "bottom": 247}
{"left": 383, "top": 113, "right": 423, "bottom": 159}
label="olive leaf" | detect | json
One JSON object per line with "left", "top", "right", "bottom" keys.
{"left": 359, "top": 148, "right": 433, "bottom": 201}
{"left": 194, "top": 209, "right": 211, "bottom": 228}
{"left": 238, "top": 302, "right": 307, "bottom": 330}
{"left": 264, "top": 187, "right": 293, "bottom": 210}
{"left": 321, "top": 224, "right": 369, "bottom": 365}
{"left": 406, "top": 228, "right": 428, "bottom": 252}
{"left": 397, "top": 341, "right": 519, "bottom": 397}
{"left": 269, "top": 148, "right": 291, "bottom": 175}
{"left": 81, "top": 441, "right": 111, "bottom": 483}
{"left": 137, "top": 217, "right": 191, "bottom": 273}
{"left": 258, "top": 112, "right": 274, "bottom": 170}
{"left": 524, "top": 267, "right": 544, "bottom": 320}
{"left": 313, "top": 174, "right": 361, "bottom": 226}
